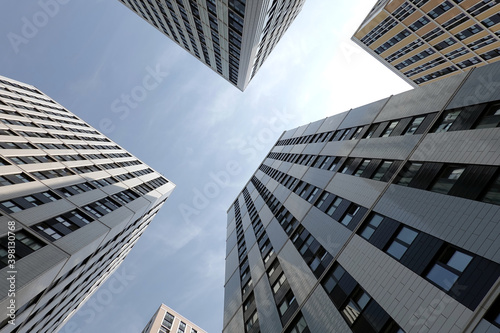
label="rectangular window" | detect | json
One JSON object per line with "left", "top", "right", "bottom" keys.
{"left": 433, "top": 110, "right": 461, "bottom": 133}
{"left": 354, "top": 159, "right": 371, "bottom": 177}
{"left": 278, "top": 291, "right": 297, "bottom": 316}
{"left": 363, "top": 124, "right": 379, "bottom": 139}
{"left": 481, "top": 173, "right": 500, "bottom": 205}
{"left": 342, "top": 287, "right": 371, "bottom": 325}
{"left": 371, "top": 161, "right": 393, "bottom": 181}
{"left": 351, "top": 126, "right": 364, "bottom": 140}
{"left": 340, "top": 204, "right": 360, "bottom": 226}
{"left": 404, "top": 116, "right": 425, "bottom": 135}
{"left": 381, "top": 121, "right": 399, "bottom": 137}
{"left": 474, "top": 103, "right": 500, "bottom": 129}
{"left": 326, "top": 197, "right": 342, "bottom": 216}
{"left": 396, "top": 162, "right": 423, "bottom": 186}
{"left": 359, "top": 213, "right": 384, "bottom": 240}
{"left": 429, "top": 165, "right": 465, "bottom": 194}
{"left": 426, "top": 247, "right": 472, "bottom": 291}
{"left": 386, "top": 227, "right": 418, "bottom": 260}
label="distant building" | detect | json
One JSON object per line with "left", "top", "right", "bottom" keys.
{"left": 352, "top": 0, "right": 500, "bottom": 87}
{"left": 117, "top": 0, "right": 306, "bottom": 91}
{"left": 0, "top": 75, "right": 175, "bottom": 333}
{"left": 224, "top": 62, "right": 500, "bottom": 332}
{"left": 142, "top": 304, "right": 206, "bottom": 333}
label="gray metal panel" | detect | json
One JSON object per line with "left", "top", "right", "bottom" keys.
{"left": 317, "top": 112, "right": 349, "bottom": 133}
{"left": 326, "top": 173, "right": 387, "bottom": 208}
{"left": 248, "top": 244, "right": 265, "bottom": 293}
{"left": 338, "top": 235, "right": 473, "bottom": 333}
{"left": 284, "top": 192, "right": 311, "bottom": 222}
{"left": 257, "top": 200, "right": 276, "bottom": 229}
{"left": 301, "top": 167, "right": 334, "bottom": 190}
{"left": 339, "top": 97, "right": 390, "bottom": 128}
{"left": 302, "top": 142, "right": 327, "bottom": 155}
{"left": 320, "top": 140, "right": 357, "bottom": 157}
{"left": 244, "top": 219, "right": 257, "bottom": 253}
{"left": 225, "top": 245, "right": 239, "bottom": 284}
{"left": 301, "top": 287, "right": 352, "bottom": 333}
{"left": 376, "top": 185, "right": 500, "bottom": 263}
{"left": 287, "top": 164, "right": 309, "bottom": 181}
{"left": 222, "top": 303, "right": 244, "bottom": 333}
{"left": 302, "top": 207, "right": 352, "bottom": 258}
{"left": 223, "top": 269, "right": 242, "bottom": 330}
{"left": 226, "top": 228, "right": 237, "bottom": 257}
{"left": 278, "top": 241, "right": 317, "bottom": 304}
{"left": 253, "top": 274, "right": 283, "bottom": 333}
{"left": 352, "top": 134, "right": 421, "bottom": 160}
{"left": 302, "top": 118, "right": 326, "bottom": 135}
{"left": 267, "top": 218, "right": 290, "bottom": 256}
{"left": 447, "top": 62, "right": 500, "bottom": 109}
{"left": 411, "top": 129, "right": 500, "bottom": 165}
{"left": 376, "top": 72, "right": 467, "bottom": 122}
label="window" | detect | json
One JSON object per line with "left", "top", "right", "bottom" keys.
{"left": 314, "top": 192, "right": 329, "bottom": 209}
{"left": 285, "top": 314, "right": 309, "bottom": 333}
{"left": 371, "top": 161, "right": 393, "bottom": 181}
{"left": 359, "top": 213, "right": 383, "bottom": 240}
{"left": 426, "top": 247, "right": 472, "bottom": 291}
{"left": 278, "top": 291, "right": 296, "bottom": 316}
{"left": 245, "top": 311, "right": 258, "bottom": 332}
{"left": 434, "top": 110, "right": 460, "bottom": 133}
{"left": 342, "top": 288, "right": 371, "bottom": 325}
{"left": 177, "top": 321, "right": 186, "bottom": 333}
{"left": 381, "top": 121, "right": 398, "bottom": 137}
{"left": 354, "top": 159, "right": 371, "bottom": 177}
{"left": 430, "top": 165, "right": 465, "bottom": 194}
{"left": 326, "top": 197, "right": 342, "bottom": 216}
{"left": 364, "top": 124, "right": 379, "bottom": 139}
{"left": 386, "top": 227, "right": 418, "bottom": 259}
{"left": 404, "top": 116, "right": 425, "bottom": 135}
{"left": 484, "top": 295, "right": 500, "bottom": 328}
{"left": 0, "top": 200, "right": 22, "bottom": 213}
{"left": 272, "top": 273, "right": 287, "bottom": 294}
{"left": 340, "top": 158, "right": 355, "bottom": 174}
{"left": 242, "top": 278, "right": 253, "bottom": 296}
{"left": 481, "top": 173, "right": 500, "bottom": 205}
{"left": 322, "top": 265, "right": 345, "bottom": 294}
{"left": 396, "top": 162, "right": 423, "bottom": 186}
{"left": 474, "top": 103, "right": 500, "bottom": 129}
{"left": 340, "top": 204, "right": 360, "bottom": 226}
{"left": 351, "top": 126, "right": 364, "bottom": 140}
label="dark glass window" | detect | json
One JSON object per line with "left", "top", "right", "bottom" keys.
{"left": 474, "top": 103, "right": 500, "bottom": 129}
{"left": 396, "top": 162, "right": 423, "bottom": 186}
{"left": 426, "top": 247, "right": 472, "bottom": 291}
{"left": 386, "top": 227, "right": 418, "bottom": 260}
{"left": 360, "top": 213, "right": 383, "bottom": 240}
{"left": 340, "top": 204, "right": 360, "bottom": 226}
{"left": 434, "top": 110, "right": 461, "bottom": 133}
{"left": 354, "top": 159, "right": 371, "bottom": 177}
{"left": 342, "top": 287, "right": 371, "bottom": 325}
{"left": 326, "top": 197, "right": 342, "bottom": 216}
{"left": 372, "top": 161, "right": 393, "bottom": 181}
{"left": 381, "top": 121, "right": 399, "bottom": 137}
{"left": 481, "top": 173, "right": 500, "bottom": 205}
{"left": 404, "top": 116, "right": 425, "bottom": 135}
{"left": 429, "top": 165, "right": 465, "bottom": 194}
{"left": 363, "top": 124, "right": 379, "bottom": 139}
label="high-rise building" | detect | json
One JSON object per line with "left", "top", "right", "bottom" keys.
{"left": 352, "top": 0, "right": 500, "bottom": 87}
{"left": 223, "top": 62, "right": 500, "bottom": 333}
{"left": 116, "top": 0, "right": 306, "bottom": 91}
{"left": 142, "top": 304, "right": 206, "bottom": 333}
{"left": 0, "top": 75, "right": 175, "bottom": 333}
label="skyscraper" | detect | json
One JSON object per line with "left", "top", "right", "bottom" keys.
{"left": 116, "top": 0, "right": 306, "bottom": 91}
{"left": 224, "top": 62, "right": 500, "bottom": 333}
{"left": 0, "top": 75, "right": 175, "bottom": 333}
{"left": 352, "top": 0, "right": 500, "bottom": 87}
{"left": 142, "top": 304, "right": 206, "bottom": 333}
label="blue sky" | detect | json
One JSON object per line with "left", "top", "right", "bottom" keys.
{"left": 0, "top": 1, "right": 412, "bottom": 332}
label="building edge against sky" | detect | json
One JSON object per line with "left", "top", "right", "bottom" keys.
{"left": 0, "top": 75, "right": 175, "bottom": 333}
{"left": 141, "top": 304, "right": 207, "bottom": 333}
{"left": 352, "top": 0, "right": 500, "bottom": 88}
{"left": 224, "top": 61, "right": 500, "bottom": 333}
{"left": 116, "top": 0, "right": 306, "bottom": 91}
